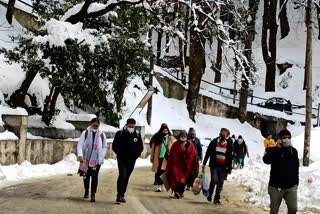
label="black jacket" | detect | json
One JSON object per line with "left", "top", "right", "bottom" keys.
{"left": 233, "top": 140, "right": 247, "bottom": 158}
{"left": 263, "top": 146, "right": 299, "bottom": 189}
{"left": 189, "top": 137, "right": 203, "bottom": 161}
{"left": 112, "top": 128, "right": 144, "bottom": 162}
{"left": 203, "top": 137, "right": 233, "bottom": 173}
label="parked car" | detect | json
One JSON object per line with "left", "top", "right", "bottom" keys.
{"left": 257, "top": 97, "right": 292, "bottom": 114}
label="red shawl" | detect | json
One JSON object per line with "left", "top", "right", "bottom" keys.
{"left": 166, "top": 139, "right": 198, "bottom": 190}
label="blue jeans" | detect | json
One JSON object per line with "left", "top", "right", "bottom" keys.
{"left": 209, "top": 165, "right": 226, "bottom": 201}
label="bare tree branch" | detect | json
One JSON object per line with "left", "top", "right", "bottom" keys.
{"left": 66, "top": 0, "right": 143, "bottom": 24}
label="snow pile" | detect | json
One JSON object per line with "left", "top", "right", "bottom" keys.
{"left": 0, "top": 153, "right": 151, "bottom": 188}
{"left": 291, "top": 127, "right": 320, "bottom": 162}
{"left": 32, "top": 19, "right": 110, "bottom": 51}
{"left": 229, "top": 159, "right": 320, "bottom": 211}
{"left": 0, "top": 131, "right": 18, "bottom": 140}
{"left": 28, "top": 115, "right": 75, "bottom": 130}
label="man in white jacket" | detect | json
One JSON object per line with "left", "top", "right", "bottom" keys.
{"left": 77, "top": 118, "right": 107, "bottom": 202}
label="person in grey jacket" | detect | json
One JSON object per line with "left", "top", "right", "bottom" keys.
{"left": 188, "top": 128, "right": 203, "bottom": 162}
{"left": 77, "top": 118, "right": 107, "bottom": 202}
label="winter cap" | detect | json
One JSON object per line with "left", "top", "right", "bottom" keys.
{"left": 188, "top": 127, "right": 196, "bottom": 135}
{"left": 279, "top": 129, "right": 291, "bottom": 139}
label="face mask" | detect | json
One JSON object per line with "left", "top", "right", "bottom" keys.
{"left": 180, "top": 137, "right": 187, "bottom": 142}
{"left": 162, "top": 132, "right": 168, "bottom": 137}
{"left": 220, "top": 135, "right": 225, "bottom": 141}
{"left": 191, "top": 138, "right": 196, "bottom": 142}
{"left": 91, "top": 128, "right": 98, "bottom": 133}
{"left": 238, "top": 139, "right": 243, "bottom": 144}
{"left": 282, "top": 138, "right": 291, "bottom": 147}
{"left": 127, "top": 127, "right": 135, "bottom": 134}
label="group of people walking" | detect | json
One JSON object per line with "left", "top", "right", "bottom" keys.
{"left": 76, "top": 118, "right": 299, "bottom": 214}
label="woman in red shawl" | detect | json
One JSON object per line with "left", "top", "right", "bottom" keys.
{"left": 166, "top": 131, "right": 198, "bottom": 198}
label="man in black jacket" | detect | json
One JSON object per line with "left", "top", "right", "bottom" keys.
{"left": 202, "top": 128, "right": 233, "bottom": 204}
{"left": 112, "top": 118, "right": 143, "bottom": 203}
{"left": 188, "top": 128, "right": 203, "bottom": 162}
{"left": 263, "top": 129, "right": 299, "bottom": 214}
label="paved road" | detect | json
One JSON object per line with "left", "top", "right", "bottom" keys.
{"left": 0, "top": 167, "right": 269, "bottom": 214}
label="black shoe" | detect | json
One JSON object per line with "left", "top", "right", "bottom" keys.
{"left": 116, "top": 196, "right": 126, "bottom": 203}
{"left": 214, "top": 199, "right": 221, "bottom": 204}
{"left": 90, "top": 193, "right": 95, "bottom": 202}
{"left": 84, "top": 190, "right": 89, "bottom": 198}
{"left": 207, "top": 196, "right": 212, "bottom": 202}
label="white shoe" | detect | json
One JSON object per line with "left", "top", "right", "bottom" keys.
{"left": 161, "top": 184, "right": 166, "bottom": 192}
{"left": 156, "top": 185, "right": 162, "bottom": 192}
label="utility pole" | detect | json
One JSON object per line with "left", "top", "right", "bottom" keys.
{"left": 147, "top": 29, "right": 154, "bottom": 126}
{"left": 303, "top": 0, "right": 313, "bottom": 167}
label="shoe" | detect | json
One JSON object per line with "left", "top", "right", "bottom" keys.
{"left": 90, "top": 193, "right": 95, "bottom": 202}
{"left": 84, "top": 189, "right": 89, "bottom": 198}
{"left": 214, "top": 199, "right": 221, "bottom": 204}
{"left": 207, "top": 195, "right": 212, "bottom": 202}
{"left": 116, "top": 196, "right": 126, "bottom": 203}
{"left": 156, "top": 185, "right": 162, "bottom": 192}
{"left": 161, "top": 184, "right": 166, "bottom": 192}
{"left": 186, "top": 186, "right": 191, "bottom": 191}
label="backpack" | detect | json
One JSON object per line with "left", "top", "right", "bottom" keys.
{"left": 84, "top": 130, "right": 105, "bottom": 143}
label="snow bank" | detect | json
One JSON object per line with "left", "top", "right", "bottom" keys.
{"left": 0, "top": 153, "right": 151, "bottom": 188}
{"left": 0, "top": 131, "right": 18, "bottom": 140}
{"left": 229, "top": 159, "right": 320, "bottom": 211}
{"left": 28, "top": 115, "right": 75, "bottom": 130}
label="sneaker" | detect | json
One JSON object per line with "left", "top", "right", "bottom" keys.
{"left": 116, "top": 196, "right": 126, "bottom": 203}
{"left": 90, "top": 193, "right": 95, "bottom": 202}
{"left": 186, "top": 186, "right": 191, "bottom": 191}
{"left": 156, "top": 185, "right": 162, "bottom": 192}
{"left": 207, "top": 196, "right": 212, "bottom": 202}
{"left": 84, "top": 190, "right": 89, "bottom": 198}
{"left": 214, "top": 199, "right": 221, "bottom": 205}
{"left": 161, "top": 184, "right": 166, "bottom": 192}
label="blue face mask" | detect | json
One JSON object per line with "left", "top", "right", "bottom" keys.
{"left": 180, "top": 137, "right": 187, "bottom": 142}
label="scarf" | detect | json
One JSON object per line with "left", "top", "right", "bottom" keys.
{"left": 79, "top": 129, "right": 100, "bottom": 176}
{"left": 160, "top": 134, "right": 169, "bottom": 158}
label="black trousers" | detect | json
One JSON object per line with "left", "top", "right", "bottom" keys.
{"left": 155, "top": 158, "right": 165, "bottom": 185}
{"left": 83, "top": 165, "right": 101, "bottom": 193}
{"left": 117, "top": 158, "right": 136, "bottom": 197}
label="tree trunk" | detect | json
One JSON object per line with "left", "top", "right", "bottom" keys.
{"left": 279, "top": 0, "right": 290, "bottom": 39}
{"left": 262, "top": 0, "right": 278, "bottom": 92}
{"left": 303, "top": 0, "right": 313, "bottom": 167}
{"left": 156, "top": 29, "right": 163, "bottom": 63}
{"left": 8, "top": 71, "right": 38, "bottom": 109}
{"left": 147, "top": 30, "right": 154, "bottom": 126}
{"left": 317, "top": 1, "right": 320, "bottom": 40}
{"left": 186, "top": 7, "right": 206, "bottom": 121}
{"left": 42, "top": 86, "right": 61, "bottom": 126}
{"left": 214, "top": 38, "right": 222, "bottom": 83}
{"left": 6, "top": 0, "right": 16, "bottom": 24}
{"left": 239, "top": 0, "right": 260, "bottom": 122}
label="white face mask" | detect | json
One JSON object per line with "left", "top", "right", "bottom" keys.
{"left": 127, "top": 127, "right": 135, "bottom": 134}
{"left": 91, "top": 128, "right": 98, "bottom": 133}
{"left": 282, "top": 138, "right": 291, "bottom": 147}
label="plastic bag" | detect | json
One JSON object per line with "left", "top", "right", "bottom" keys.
{"left": 202, "top": 170, "right": 209, "bottom": 197}
{"left": 192, "top": 174, "right": 203, "bottom": 195}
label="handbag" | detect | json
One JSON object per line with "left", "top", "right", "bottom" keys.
{"left": 160, "top": 173, "right": 170, "bottom": 191}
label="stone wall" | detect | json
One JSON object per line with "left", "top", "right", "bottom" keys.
{"left": 0, "top": 138, "right": 151, "bottom": 165}
{"left": 0, "top": 140, "right": 18, "bottom": 165}
{"left": 0, "top": 2, "right": 42, "bottom": 30}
